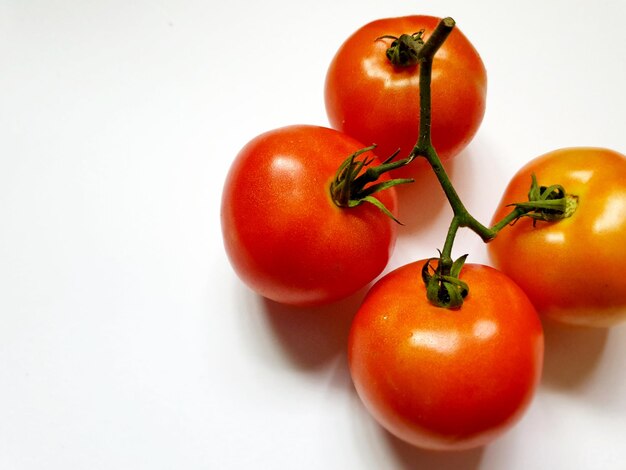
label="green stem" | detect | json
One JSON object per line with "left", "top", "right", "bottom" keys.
{"left": 410, "top": 17, "right": 456, "bottom": 155}
{"left": 440, "top": 216, "right": 461, "bottom": 272}
{"left": 416, "top": 57, "right": 433, "bottom": 151}
{"left": 419, "top": 17, "right": 457, "bottom": 60}
{"left": 489, "top": 206, "right": 527, "bottom": 234}
{"left": 407, "top": 17, "right": 534, "bottom": 248}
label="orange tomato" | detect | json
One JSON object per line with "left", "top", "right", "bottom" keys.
{"left": 488, "top": 148, "right": 626, "bottom": 327}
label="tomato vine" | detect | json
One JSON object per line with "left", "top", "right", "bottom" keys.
{"left": 223, "top": 12, "right": 625, "bottom": 452}
{"left": 349, "top": 17, "right": 578, "bottom": 308}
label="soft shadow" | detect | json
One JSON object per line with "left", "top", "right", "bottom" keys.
{"left": 385, "top": 431, "right": 485, "bottom": 470}
{"left": 262, "top": 289, "right": 366, "bottom": 371}
{"left": 541, "top": 318, "right": 609, "bottom": 389}
{"left": 395, "top": 157, "right": 457, "bottom": 236}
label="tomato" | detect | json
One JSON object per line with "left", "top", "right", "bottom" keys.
{"left": 221, "top": 125, "right": 399, "bottom": 307}
{"left": 488, "top": 147, "right": 626, "bottom": 327}
{"left": 348, "top": 260, "right": 543, "bottom": 451}
{"left": 325, "top": 15, "right": 487, "bottom": 174}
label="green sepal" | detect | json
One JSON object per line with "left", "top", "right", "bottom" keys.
{"left": 359, "top": 178, "right": 415, "bottom": 198}
{"left": 330, "top": 146, "right": 414, "bottom": 224}
{"left": 450, "top": 253, "right": 468, "bottom": 279}
{"left": 349, "top": 196, "right": 403, "bottom": 225}
{"left": 421, "top": 254, "right": 469, "bottom": 309}
{"left": 377, "top": 31, "right": 426, "bottom": 67}
{"left": 508, "top": 173, "right": 578, "bottom": 225}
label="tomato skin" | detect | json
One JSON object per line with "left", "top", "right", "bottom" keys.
{"left": 488, "top": 148, "right": 626, "bottom": 327}
{"left": 221, "top": 125, "right": 398, "bottom": 307}
{"left": 325, "top": 16, "right": 487, "bottom": 173}
{"left": 348, "top": 260, "right": 543, "bottom": 451}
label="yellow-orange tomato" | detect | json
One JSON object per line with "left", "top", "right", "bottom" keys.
{"left": 488, "top": 148, "right": 626, "bottom": 327}
{"left": 349, "top": 260, "right": 543, "bottom": 451}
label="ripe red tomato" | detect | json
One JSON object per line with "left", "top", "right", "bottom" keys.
{"left": 349, "top": 260, "right": 543, "bottom": 451}
{"left": 488, "top": 147, "right": 626, "bottom": 327}
{"left": 221, "top": 125, "right": 399, "bottom": 307}
{"left": 325, "top": 15, "right": 487, "bottom": 172}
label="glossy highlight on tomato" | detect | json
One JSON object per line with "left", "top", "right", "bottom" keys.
{"left": 488, "top": 147, "right": 626, "bottom": 327}
{"left": 221, "top": 125, "right": 399, "bottom": 307}
{"left": 349, "top": 260, "right": 543, "bottom": 451}
{"left": 325, "top": 15, "right": 487, "bottom": 173}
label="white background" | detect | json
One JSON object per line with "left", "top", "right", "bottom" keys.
{"left": 1, "top": 1, "right": 625, "bottom": 468}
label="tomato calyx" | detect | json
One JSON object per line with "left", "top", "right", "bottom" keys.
{"left": 510, "top": 174, "right": 579, "bottom": 226}
{"left": 421, "top": 253, "right": 469, "bottom": 309}
{"left": 330, "top": 145, "right": 414, "bottom": 223}
{"left": 377, "top": 31, "right": 426, "bottom": 67}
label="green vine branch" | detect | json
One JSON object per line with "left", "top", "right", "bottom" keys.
{"left": 403, "top": 17, "right": 577, "bottom": 308}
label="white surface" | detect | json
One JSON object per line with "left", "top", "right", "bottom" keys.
{"left": 1, "top": 1, "right": 625, "bottom": 469}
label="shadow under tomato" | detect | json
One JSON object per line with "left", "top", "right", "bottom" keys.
{"left": 385, "top": 430, "right": 485, "bottom": 470}
{"left": 540, "top": 318, "right": 609, "bottom": 390}
{"left": 261, "top": 288, "right": 367, "bottom": 371}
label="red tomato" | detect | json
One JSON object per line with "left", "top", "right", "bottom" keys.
{"left": 325, "top": 15, "right": 487, "bottom": 173}
{"left": 349, "top": 260, "right": 543, "bottom": 451}
{"left": 221, "top": 125, "right": 399, "bottom": 307}
{"left": 488, "top": 147, "right": 626, "bottom": 327}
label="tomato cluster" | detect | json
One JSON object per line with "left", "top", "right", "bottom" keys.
{"left": 221, "top": 15, "right": 626, "bottom": 451}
